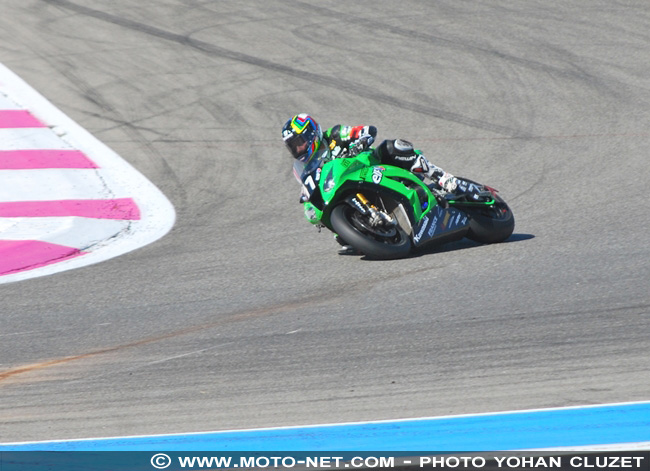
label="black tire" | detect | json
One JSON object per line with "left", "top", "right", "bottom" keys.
{"left": 330, "top": 204, "right": 412, "bottom": 259}
{"left": 465, "top": 194, "right": 515, "bottom": 244}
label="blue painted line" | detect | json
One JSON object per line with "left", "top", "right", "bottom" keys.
{"left": 1, "top": 402, "right": 649, "bottom": 451}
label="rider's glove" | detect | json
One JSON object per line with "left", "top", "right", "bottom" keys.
{"left": 348, "top": 134, "right": 373, "bottom": 157}
{"left": 438, "top": 172, "right": 458, "bottom": 193}
{"left": 358, "top": 133, "right": 374, "bottom": 147}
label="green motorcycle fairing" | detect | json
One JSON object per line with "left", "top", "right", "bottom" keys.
{"left": 301, "top": 150, "right": 437, "bottom": 231}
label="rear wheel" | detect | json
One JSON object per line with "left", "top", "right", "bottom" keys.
{"left": 465, "top": 194, "right": 514, "bottom": 243}
{"left": 330, "top": 204, "right": 412, "bottom": 259}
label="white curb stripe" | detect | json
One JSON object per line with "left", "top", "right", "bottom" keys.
{"left": 0, "top": 169, "right": 130, "bottom": 201}
{"left": 0, "top": 128, "right": 73, "bottom": 150}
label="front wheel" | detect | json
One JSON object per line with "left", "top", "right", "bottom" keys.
{"left": 330, "top": 204, "right": 412, "bottom": 259}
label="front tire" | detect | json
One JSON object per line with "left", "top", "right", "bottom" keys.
{"left": 330, "top": 204, "right": 412, "bottom": 259}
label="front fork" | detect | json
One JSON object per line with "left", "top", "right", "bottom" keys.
{"left": 347, "top": 193, "right": 395, "bottom": 227}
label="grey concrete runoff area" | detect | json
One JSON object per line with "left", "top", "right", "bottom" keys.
{"left": 0, "top": 0, "right": 648, "bottom": 442}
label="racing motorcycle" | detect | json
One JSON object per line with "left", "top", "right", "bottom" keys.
{"left": 299, "top": 149, "right": 514, "bottom": 259}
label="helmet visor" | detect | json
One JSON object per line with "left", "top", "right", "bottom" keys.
{"left": 285, "top": 134, "right": 311, "bottom": 162}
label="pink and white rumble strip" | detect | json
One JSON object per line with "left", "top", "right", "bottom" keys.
{"left": 0, "top": 63, "right": 175, "bottom": 283}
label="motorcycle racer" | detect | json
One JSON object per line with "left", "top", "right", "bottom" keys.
{"left": 281, "top": 113, "right": 479, "bottom": 253}
{"left": 282, "top": 113, "right": 378, "bottom": 191}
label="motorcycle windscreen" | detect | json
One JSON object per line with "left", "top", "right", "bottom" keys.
{"left": 292, "top": 147, "right": 328, "bottom": 182}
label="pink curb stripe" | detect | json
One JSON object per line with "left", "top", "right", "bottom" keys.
{"left": 0, "top": 150, "right": 98, "bottom": 169}
{"left": 0, "top": 110, "right": 46, "bottom": 128}
{"left": 0, "top": 240, "right": 86, "bottom": 276}
{"left": 0, "top": 198, "right": 141, "bottom": 220}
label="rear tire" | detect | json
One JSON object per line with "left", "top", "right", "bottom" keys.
{"left": 330, "top": 204, "right": 412, "bottom": 259}
{"left": 465, "top": 194, "right": 515, "bottom": 244}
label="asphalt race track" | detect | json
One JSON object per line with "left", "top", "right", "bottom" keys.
{"left": 1, "top": 0, "right": 649, "bottom": 443}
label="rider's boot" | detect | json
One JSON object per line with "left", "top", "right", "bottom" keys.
{"left": 410, "top": 154, "right": 484, "bottom": 200}
{"left": 410, "top": 154, "right": 456, "bottom": 191}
